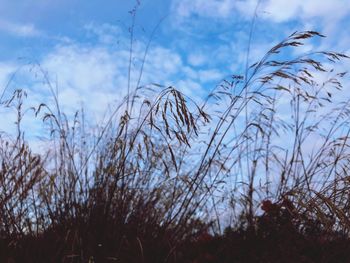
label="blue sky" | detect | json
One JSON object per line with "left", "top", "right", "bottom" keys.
{"left": 0, "top": 0, "right": 350, "bottom": 150}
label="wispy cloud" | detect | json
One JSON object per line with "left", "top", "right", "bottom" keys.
{"left": 259, "top": 0, "right": 350, "bottom": 23}
{"left": 172, "top": 0, "right": 236, "bottom": 19}
{"left": 172, "top": 0, "right": 350, "bottom": 25}
{"left": 187, "top": 52, "right": 207, "bottom": 67}
{"left": 84, "top": 22, "right": 123, "bottom": 45}
{"left": 0, "top": 22, "right": 211, "bottom": 134}
{"left": 0, "top": 20, "right": 42, "bottom": 37}
{"left": 0, "top": 62, "right": 16, "bottom": 89}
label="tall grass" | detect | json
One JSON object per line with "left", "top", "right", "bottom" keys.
{"left": 0, "top": 29, "right": 349, "bottom": 262}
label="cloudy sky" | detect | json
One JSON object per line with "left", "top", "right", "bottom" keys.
{"left": 0, "top": 0, "right": 349, "bottom": 148}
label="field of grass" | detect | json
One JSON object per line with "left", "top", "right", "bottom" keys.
{"left": 1, "top": 30, "right": 350, "bottom": 262}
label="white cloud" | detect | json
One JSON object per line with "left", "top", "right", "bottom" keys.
{"left": 188, "top": 52, "right": 207, "bottom": 67}
{"left": 0, "top": 22, "right": 209, "bottom": 132}
{"left": 182, "top": 66, "right": 198, "bottom": 79}
{"left": 145, "top": 46, "right": 183, "bottom": 77}
{"left": 172, "top": 0, "right": 350, "bottom": 25}
{"left": 0, "top": 62, "right": 16, "bottom": 94}
{"left": 174, "top": 79, "right": 203, "bottom": 98}
{"left": 259, "top": 0, "right": 350, "bottom": 23}
{"left": 39, "top": 44, "right": 131, "bottom": 123}
{"left": 172, "top": 0, "right": 236, "bottom": 19}
{"left": 0, "top": 20, "right": 42, "bottom": 37}
{"left": 198, "top": 69, "right": 222, "bottom": 83}
{"left": 84, "top": 22, "right": 123, "bottom": 45}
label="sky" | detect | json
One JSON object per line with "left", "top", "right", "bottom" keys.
{"left": 0, "top": 0, "right": 349, "bottom": 150}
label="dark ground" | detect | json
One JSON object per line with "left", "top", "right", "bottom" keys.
{"left": 2, "top": 199, "right": 350, "bottom": 263}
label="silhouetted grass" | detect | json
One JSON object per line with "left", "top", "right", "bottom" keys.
{"left": 1, "top": 30, "right": 350, "bottom": 262}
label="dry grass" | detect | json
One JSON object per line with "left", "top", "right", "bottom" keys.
{"left": 1, "top": 29, "right": 350, "bottom": 262}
